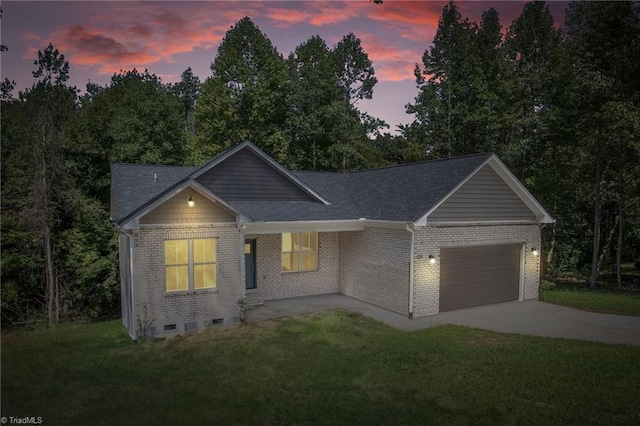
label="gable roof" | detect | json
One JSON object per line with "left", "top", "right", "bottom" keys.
{"left": 110, "top": 141, "right": 329, "bottom": 226}
{"left": 295, "top": 153, "right": 493, "bottom": 222}
{"left": 111, "top": 142, "right": 553, "bottom": 227}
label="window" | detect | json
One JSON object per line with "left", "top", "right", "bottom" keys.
{"left": 165, "top": 239, "right": 216, "bottom": 292}
{"left": 282, "top": 232, "right": 318, "bottom": 272}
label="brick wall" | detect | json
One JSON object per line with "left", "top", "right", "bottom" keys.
{"left": 339, "top": 227, "right": 411, "bottom": 315}
{"left": 253, "top": 232, "right": 339, "bottom": 299}
{"left": 132, "top": 223, "right": 243, "bottom": 338}
{"left": 412, "top": 223, "right": 541, "bottom": 316}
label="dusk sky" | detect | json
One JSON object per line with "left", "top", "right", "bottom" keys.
{"left": 1, "top": 1, "right": 568, "bottom": 132}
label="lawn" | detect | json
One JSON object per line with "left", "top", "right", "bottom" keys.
{"left": 2, "top": 310, "right": 640, "bottom": 425}
{"left": 540, "top": 288, "right": 640, "bottom": 316}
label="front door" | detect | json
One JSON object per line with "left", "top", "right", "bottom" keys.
{"left": 244, "top": 239, "right": 257, "bottom": 289}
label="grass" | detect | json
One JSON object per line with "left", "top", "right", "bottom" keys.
{"left": 2, "top": 310, "right": 640, "bottom": 425}
{"left": 540, "top": 288, "right": 640, "bottom": 316}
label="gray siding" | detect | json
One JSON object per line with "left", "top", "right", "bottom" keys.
{"left": 429, "top": 165, "right": 536, "bottom": 222}
{"left": 140, "top": 188, "right": 236, "bottom": 224}
{"left": 439, "top": 244, "right": 521, "bottom": 312}
{"left": 196, "top": 148, "right": 317, "bottom": 201}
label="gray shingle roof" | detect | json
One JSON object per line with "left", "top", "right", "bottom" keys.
{"left": 294, "top": 153, "right": 491, "bottom": 222}
{"left": 111, "top": 145, "right": 492, "bottom": 225}
{"left": 110, "top": 163, "right": 196, "bottom": 222}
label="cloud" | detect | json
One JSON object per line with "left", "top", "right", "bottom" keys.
{"left": 20, "top": 2, "right": 236, "bottom": 76}
{"left": 358, "top": 32, "right": 419, "bottom": 82}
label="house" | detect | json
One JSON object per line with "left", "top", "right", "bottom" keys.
{"left": 110, "top": 141, "right": 553, "bottom": 339}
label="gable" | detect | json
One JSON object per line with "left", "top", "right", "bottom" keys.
{"left": 139, "top": 187, "right": 236, "bottom": 225}
{"left": 427, "top": 164, "right": 537, "bottom": 223}
{"left": 196, "top": 148, "right": 318, "bottom": 202}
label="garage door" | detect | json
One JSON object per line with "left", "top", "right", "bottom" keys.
{"left": 439, "top": 244, "right": 521, "bottom": 312}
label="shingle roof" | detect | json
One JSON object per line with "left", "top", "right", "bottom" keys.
{"left": 110, "top": 163, "right": 197, "bottom": 222}
{"left": 294, "top": 153, "right": 491, "bottom": 222}
{"left": 110, "top": 145, "right": 493, "bottom": 225}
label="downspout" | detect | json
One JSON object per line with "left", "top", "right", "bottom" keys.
{"left": 406, "top": 224, "right": 415, "bottom": 319}
{"left": 128, "top": 232, "right": 136, "bottom": 341}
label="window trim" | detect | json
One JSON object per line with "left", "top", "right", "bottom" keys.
{"left": 281, "top": 232, "right": 318, "bottom": 273}
{"left": 165, "top": 238, "right": 217, "bottom": 292}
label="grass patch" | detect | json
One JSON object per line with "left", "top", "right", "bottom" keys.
{"left": 2, "top": 310, "right": 640, "bottom": 425}
{"left": 540, "top": 288, "right": 640, "bottom": 316}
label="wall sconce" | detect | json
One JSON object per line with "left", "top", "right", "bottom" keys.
{"left": 187, "top": 196, "right": 194, "bottom": 207}
{"left": 429, "top": 255, "right": 436, "bottom": 265}
{"left": 531, "top": 248, "right": 539, "bottom": 257}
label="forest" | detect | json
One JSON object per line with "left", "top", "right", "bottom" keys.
{"left": 1, "top": 1, "right": 639, "bottom": 328}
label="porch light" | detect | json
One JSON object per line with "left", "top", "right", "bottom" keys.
{"left": 429, "top": 255, "right": 436, "bottom": 264}
{"left": 187, "top": 196, "right": 194, "bottom": 207}
{"left": 532, "top": 248, "right": 539, "bottom": 257}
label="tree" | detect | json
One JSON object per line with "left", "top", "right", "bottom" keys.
{"left": 195, "top": 17, "right": 288, "bottom": 163}
{"left": 1, "top": 44, "right": 77, "bottom": 327}
{"left": 172, "top": 67, "right": 201, "bottom": 136}
{"left": 565, "top": 0, "right": 640, "bottom": 287}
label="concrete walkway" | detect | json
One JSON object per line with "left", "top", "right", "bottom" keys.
{"left": 246, "top": 293, "right": 640, "bottom": 346}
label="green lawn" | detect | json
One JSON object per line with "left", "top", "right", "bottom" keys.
{"left": 2, "top": 310, "right": 640, "bottom": 425}
{"left": 540, "top": 289, "right": 640, "bottom": 316}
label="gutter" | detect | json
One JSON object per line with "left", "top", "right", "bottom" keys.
{"left": 406, "top": 224, "right": 415, "bottom": 319}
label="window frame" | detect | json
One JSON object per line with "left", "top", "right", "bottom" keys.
{"left": 281, "top": 232, "right": 318, "bottom": 273}
{"left": 165, "top": 238, "right": 217, "bottom": 292}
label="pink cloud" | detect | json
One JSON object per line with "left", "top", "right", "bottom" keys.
{"left": 358, "top": 33, "right": 418, "bottom": 82}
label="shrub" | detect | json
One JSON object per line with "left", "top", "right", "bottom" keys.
{"left": 540, "top": 280, "right": 557, "bottom": 291}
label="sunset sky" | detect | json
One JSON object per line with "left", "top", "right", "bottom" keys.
{"left": 1, "top": 1, "right": 567, "bottom": 132}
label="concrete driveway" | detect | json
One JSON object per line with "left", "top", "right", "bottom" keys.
{"left": 247, "top": 293, "right": 640, "bottom": 346}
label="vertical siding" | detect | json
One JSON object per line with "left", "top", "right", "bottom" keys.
{"left": 139, "top": 188, "right": 236, "bottom": 224}
{"left": 339, "top": 227, "right": 411, "bottom": 315}
{"left": 429, "top": 165, "right": 537, "bottom": 222}
{"left": 196, "top": 148, "right": 316, "bottom": 201}
{"left": 254, "top": 232, "right": 340, "bottom": 299}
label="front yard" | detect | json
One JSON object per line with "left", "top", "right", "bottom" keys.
{"left": 2, "top": 310, "right": 640, "bottom": 425}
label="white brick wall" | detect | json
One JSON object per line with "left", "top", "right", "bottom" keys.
{"left": 412, "top": 223, "right": 541, "bottom": 316}
{"left": 132, "top": 223, "right": 243, "bottom": 337}
{"left": 254, "top": 232, "right": 339, "bottom": 299}
{"left": 339, "top": 227, "right": 411, "bottom": 315}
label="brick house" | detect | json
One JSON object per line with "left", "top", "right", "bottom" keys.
{"left": 111, "top": 141, "right": 553, "bottom": 339}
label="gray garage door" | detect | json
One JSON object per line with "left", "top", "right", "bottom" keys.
{"left": 439, "top": 244, "right": 521, "bottom": 312}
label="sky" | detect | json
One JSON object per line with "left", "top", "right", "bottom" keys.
{"left": 1, "top": 1, "right": 568, "bottom": 133}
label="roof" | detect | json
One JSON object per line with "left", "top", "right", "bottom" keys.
{"left": 294, "top": 153, "right": 491, "bottom": 222}
{"left": 110, "top": 163, "right": 197, "bottom": 221}
{"left": 111, "top": 142, "right": 552, "bottom": 227}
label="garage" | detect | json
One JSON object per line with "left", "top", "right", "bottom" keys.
{"left": 439, "top": 244, "right": 522, "bottom": 312}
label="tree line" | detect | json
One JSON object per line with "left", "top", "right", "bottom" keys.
{"left": 1, "top": 2, "right": 639, "bottom": 328}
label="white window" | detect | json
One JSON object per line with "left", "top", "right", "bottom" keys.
{"left": 165, "top": 239, "right": 216, "bottom": 292}
{"left": 282, "top": 232, "right": 318, "bottom": 272}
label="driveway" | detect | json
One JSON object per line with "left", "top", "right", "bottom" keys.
{"left": 247, "top": 293, "right": 640, "bottom": 346}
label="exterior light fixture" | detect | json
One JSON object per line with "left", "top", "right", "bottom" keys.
{"left": 187, "top": 196, "right": 194, "bottom": 207}
{"left": 532, "top": 248, "right": 539, "bottom": 257}
{"left": 429, "top": 255, "right": 436, "bottom": 264}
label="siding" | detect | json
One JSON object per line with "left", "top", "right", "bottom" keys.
{"left": 140, "top": 188, "right": 236, "bottom": 225}
{"left": 133, "top": 224, "right": 243, "bottom": 338}
{"left": 339, "top": 227, "right": 411, "bottom": 315}
{"left": 253, "top": 232, "right": 339, "bottom": 299}
{"left": 196, "top": 148, "right": 316, "bottom": 201}
{"left": 429, "top": 165, "right": 536, "bottom": 222}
